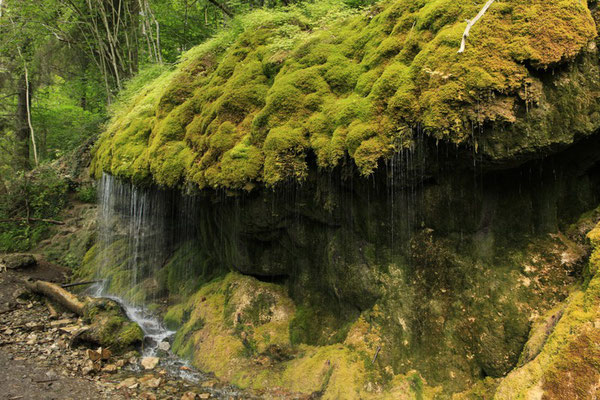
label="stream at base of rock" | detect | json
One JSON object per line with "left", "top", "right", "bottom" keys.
{"left": 0, "top": 265, "right": 308, "bottom": 400}
{"left": 88, "top": 282, "right": 252, "bottom": 399}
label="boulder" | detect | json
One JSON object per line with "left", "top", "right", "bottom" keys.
{"left": 3, "top": 254, "right": 36, "bottom": 270}
{"left": 72, "top": 298, "right": 143, "bottom": 354}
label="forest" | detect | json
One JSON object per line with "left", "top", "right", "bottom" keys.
{"left": 0, "top": 0, "right": 370, "bottom": 252}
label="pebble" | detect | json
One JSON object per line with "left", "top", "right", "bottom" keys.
{"left": 117, "top": 377, "right": 138, "bottom": 389}
{"left": 158, "top": 341, "right": 170, "bottom": 351}
{"left": 182, "top": 392, "right": 197, "bottom": 400}
{"left": 141, "top": 356, "right": 160, "bottom": 370}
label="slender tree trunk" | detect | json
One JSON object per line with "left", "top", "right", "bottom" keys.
{"left": 16, "top": 74, "right": 30, "bottom": 170}
{"left": 23, "top": 62, "right": 38, "bottom": 167}
{"left": 206, "top": 0, "right": 233, "bottom": 18}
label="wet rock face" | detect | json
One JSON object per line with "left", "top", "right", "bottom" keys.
{"left": 84, "top": 131, "right": 600, "bottom": 392}
{"left": 204, "top": 138, "right": 599, "bottom": 389}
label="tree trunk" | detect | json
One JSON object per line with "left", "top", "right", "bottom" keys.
{"left": 206, "top": 0, "right": 233, "bottom": 18}
{"left": 16, "top": 73, "right": 30, "bottom": 170}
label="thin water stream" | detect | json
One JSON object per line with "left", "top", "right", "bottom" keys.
{"left": 88, "top": 282, "right": 253, "bottom": 399}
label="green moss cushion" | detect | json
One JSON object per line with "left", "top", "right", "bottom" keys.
{"left": 93, "top": 0, "right": 598, "bottom": 189}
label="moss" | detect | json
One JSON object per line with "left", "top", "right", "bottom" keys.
{"left": 289, "top": 305, "right": 320, "bottom": 345}
{"left": 542, "top": 329, "right": 600, "bottom": 399}
{"left": 354, "top": 136, "right": 391, "bottom": 176}
{"left": 451, "top": 377, "right": 499, "bottom": 399}
{"left": 164, "top": 304, "right": 187, "bottom": 330}
{"left": 160, "top": 272, "right": 458, "bottom": 398}
{"left": 345, "top": 122, "right": 377, "bottom": 156}
{"left": 93, "top": 0, "right": 599, "bottom": 189}
{"left": 263, "top": 126, "right": 308, "bottom": 185}
{"left": 116, "top": 322, "right": 145, "bottom": 348}
{"left": 492, "top": 222, "right": 600, "bottom": 399}
{"left": 82, "top": 298, "right": 144, "bottom": 353}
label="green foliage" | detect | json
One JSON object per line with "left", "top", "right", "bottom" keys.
{"left": 76, "top": 183, "right": 97, "bottom": 203}
{"left": 94, "top": 0, "right": 599, "bottom": 190}
{"left": 33, "top": 81, "right": 105, "bottom": 160}
{"left": 0, "top": 166, "right": 68, "bottom": 252}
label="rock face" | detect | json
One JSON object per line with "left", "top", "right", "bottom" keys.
{"left": 84, "top": 0, "right": 600, "bottom": 396}
{"left": 81, "top": 132, "right": 600, "bottom": 395}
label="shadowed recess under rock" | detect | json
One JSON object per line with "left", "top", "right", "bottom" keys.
{"left": 80, "top": 131, "right": 600, "bottom": 396}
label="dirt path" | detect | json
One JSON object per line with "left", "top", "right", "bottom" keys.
{"left": 0, "top": 350, "right": 120, "bottom": 400}
{"left": 0, "top": 263, "right": 125, "bottom": 400}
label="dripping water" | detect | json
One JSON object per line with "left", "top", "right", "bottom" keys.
{"left": 93, "top": 174, "right": 253, "bottom": 398}
{"left": 96, "top": 174, "right": 176, "bottom": 355}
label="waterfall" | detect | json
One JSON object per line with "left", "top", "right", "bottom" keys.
{"left": 97, "top": 173, "right": 174, "bottom": 303}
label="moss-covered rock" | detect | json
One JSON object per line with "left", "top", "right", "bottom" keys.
{"left": 92, "top": 0, "right": 599, "bottom": 190}
{"left": 87, "top": 131, "right": 600, "bottom": 396}
{"left": 489, "top": 220, "right": 600, "bottom": 399}
{"left": 165, "top": 272, "right": 442, "bottom": 399}
{"left": 77, "top": 298, "right": 144, "bottom": 354}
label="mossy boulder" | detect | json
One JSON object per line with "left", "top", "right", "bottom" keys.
{"left": 165, "top": 273, "right": 437, "bottom": 398}
{"left": 2, "top": 253, "right": 37, "bottom": 270}
{"left": 92, "top": 0, "right": 599, "bottom": 190}
{"left": 76, "top": 298, "right": 144, "bottom": 354}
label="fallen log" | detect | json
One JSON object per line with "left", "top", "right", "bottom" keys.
{"left": 44, "top": 299, "right": 58, "bottom": 319}
{"left": 0, "top": 217, "right": 65, "bottom": 225}
{"left": 24, "top": 279, "right": 85, "bottom": 316}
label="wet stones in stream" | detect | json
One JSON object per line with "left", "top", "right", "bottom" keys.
{"left": 0, "top": 268, "right": 313, "bottom": 399}
{"left": 0, "top": 294, "right": 291, "bottom": 399}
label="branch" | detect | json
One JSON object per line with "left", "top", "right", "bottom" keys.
{"left": 206, "top": 0, "right": 233, "bottom": 18}
{"left": 0, "top": 217, "right": 65, "bottom": 225}
{"left": 458, "top": 0, "right": 495, "bottom": 53}
{"left": 61, "top": 280, "right": 102, "bottom": 289}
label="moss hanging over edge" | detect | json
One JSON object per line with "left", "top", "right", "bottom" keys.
{"left": 91, "top": 0, "right": 599, "bottom": 191}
